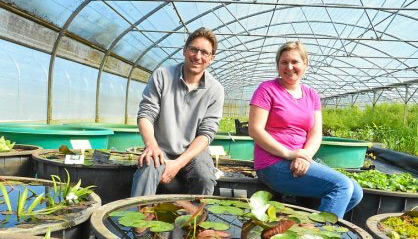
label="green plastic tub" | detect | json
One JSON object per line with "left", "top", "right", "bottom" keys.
{"left": 0, "top": 123, "right": 113, "bottom": 149}
{"left": 314, "top": 136, "right": 371, "bottom": 168}
{"left": 211, "top": 133, "right": 254, "bottom": 160}
{"left": 65, "top": 123, "right": 144, "bottom": 151}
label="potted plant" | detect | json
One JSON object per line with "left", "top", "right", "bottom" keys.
{"left": 366, "top": 208, "right": 417, "bottom": 239}
{"left": 0, "top": 136, "right": 41, "bottom": 177}
{"left": 0, "top": 171, "right": 101, "bottom": 238}
{"left": 32, "top": 147, "right": 139, "bottom": 204}
{"left": 91, "top": 191, "right": 372, "bottom": 239}
{"left": 340, "top": 170, "right": 418, "bottom": 229}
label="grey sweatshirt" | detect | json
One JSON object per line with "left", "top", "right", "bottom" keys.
{"left": 138, "top": 63, "right": 224, "bottom": 156}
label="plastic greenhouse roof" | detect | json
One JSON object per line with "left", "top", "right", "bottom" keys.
{"left": 3, "top": 0, "right": 418, "bottom": 106}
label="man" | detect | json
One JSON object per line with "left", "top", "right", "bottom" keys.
{"left": 131, "top": 27, "right": 224, "bottom": 196}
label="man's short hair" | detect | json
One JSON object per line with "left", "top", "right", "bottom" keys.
{"left": 184, "top": 27, "right": 218, "bottom": 55}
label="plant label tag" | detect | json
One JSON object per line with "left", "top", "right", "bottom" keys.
{"left": 70, "top": 140, "right": 92, "bottom": 150}
{"left": 214, "top": 167, "right": 224, "bottom": 179}
{"left": 92, "top": 150, "right": 111, "bottom": 164}
{"left": 209, "top": 146, "right": 226, "bottom": 156}
{"left": 64, "top": 154, "right": 84, "bottom": 164}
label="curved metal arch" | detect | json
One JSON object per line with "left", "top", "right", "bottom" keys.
{"left": 94, "top": 2, "right": 170, "bottom": 123}
{"left": 211, "top": 21, "right": 415, "bottom": 73}
{"left": 212, "top": 37, "right": 406, "bottom": 91}
{"left": 151, "top": 4, "right": 294, "bottom": 71}
{"left": 212, "top": 40, "right": 377, "bottom": 88}
{"left": 47, "top": 0, "right": 92, "bottom": 124}
{"left": 152, "top": 5, "right": 417, "bottom": 74}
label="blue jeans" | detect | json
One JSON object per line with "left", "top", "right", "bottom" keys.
{"left": 256, "top": 160, "right": 363, "bottom": 218}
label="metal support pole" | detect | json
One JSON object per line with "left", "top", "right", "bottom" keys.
{"left": 47, "top": 0, "right": 92, "bottom": 124}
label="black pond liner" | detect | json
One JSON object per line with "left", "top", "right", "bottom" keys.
{"left": 0, "top": 144, "right": 41, "bottom": 177}
{"left": 368, "top": 146, "right": 418, "bottom": 175}
{"left": 90, "top": 194, "right": 373, "bottom": 239}
{"left": 344, "top": 187, "right": 418, "bottom": 230}
{"left": 0, "top": 176, "right": 101, "bottom": 239}
{"left": 32, "top": 149, "right": 138, "bottom": 204}
{"left": 365, "top": 213, "right": 402, "bottom": 239}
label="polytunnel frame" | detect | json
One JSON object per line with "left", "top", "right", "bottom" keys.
{"left": 15, "top": 0, "right": 416, "bottom": 123}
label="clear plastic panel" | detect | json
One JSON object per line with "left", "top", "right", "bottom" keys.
{"left": 0, "top": 39, "right": 48, "bottom": 122}
{"left": 52, "top": 57, "right": 98, "bottom": 121}
{"left": 98, "top": 72, "right": 127, "bottom": 123}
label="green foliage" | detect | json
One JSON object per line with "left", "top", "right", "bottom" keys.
{"left": 0, "top": 182, "right": 12, "bottom": 212}
{"left": 381, "top": 214, "right": 417, "bottom": 238}
{"left": 339, "top": 170, "right": 417, "bottom": 193}
{"left": 218, "top": 117, "right": 248, "bottom": 133}
{"left": 0, "top": 136, "right": 15, "bottom": 152}
{"left": 322, "top": 103, "right": 418, "bottom": 155}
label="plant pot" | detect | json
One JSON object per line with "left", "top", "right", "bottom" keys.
{"left": 90, "top": 194, "right": 373, "bottom": 239}
{"left": 344, "top": 188, "right": 418, "bottom": 229}
{"left": 314, "top": 136, "right": 371, "bottom": 168}
{"left": 65, "top": 123, "right": 144, "bottom": 151}
{"left": 0, "top": 144, "right": 41, "bottom": 177}
{"left": 0, "top": 123, "right": 113, "bottom": 149}
{"left": 366, "top": 213, "right": 405, "bottom": 239}
{"left": 0, "top": 176, "right": 101, "bottom": 238}
{"left": 32, "top": 149, "right": 138, "bottom": 204}
{"left": 214, "top": 158, "right": 270, "bottom": 198}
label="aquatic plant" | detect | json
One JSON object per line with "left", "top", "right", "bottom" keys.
{"left": 109, "top": 191, "right": 351, "bottom": 239}
{"left": 0, "top": 136, "right": 15, "bottom": 152}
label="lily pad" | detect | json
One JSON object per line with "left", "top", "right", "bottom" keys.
{"left": 309, "top": 212, "right": 338, "bottom": 224}
{"left": 109, "top": 210, "right": 143, "bottom": 218}
{"left": 199, "top": 221, "right": 229, "bottom": 230}
{"left": 322, "top": 225, "right": 349, "bottom": 233}
{"left": 147, "top": 221, "right": 174, "bottom": 232}
{"left": 207, "top": 205, "right": 244, "bottom": 215}
{"left": 270, "top": 231, "right": 298, "bottom": 239}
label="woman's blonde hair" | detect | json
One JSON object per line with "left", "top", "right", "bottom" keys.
{"left": 276, "top": 41, "right": 309, "bottom": 66}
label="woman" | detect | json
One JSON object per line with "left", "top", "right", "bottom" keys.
{"left": 248, "top": 41, "right": 362, "bottom": 218}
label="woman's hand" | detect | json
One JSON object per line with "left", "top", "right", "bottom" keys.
{"left": 288, "top": 149, "right": 313, "bottom": 162}
{"left": 290, "top": 157, "right": 311, "bottom": 177}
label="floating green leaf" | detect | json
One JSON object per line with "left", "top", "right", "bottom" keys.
{"left": 270, "top": 231, "right": 298, "bottom": 239}
{"left": 199, "top": 221, "right": 229, "bottom": 230}
{"left": 322, "top": 225, "right": 349, "bottom": 233}
{"left": 269, "top": 201, "right": 285, "bottom": 210}
{"left": 207, "top": 205, "right": 244, "bottom": 215}
{"left": 147, "top": 221, "right": 174, "bottom": 232}
{"left": 109, "top": 210, "right": 143, "bottom": 218}
{"left": 309, "top": 212, "right": 337, "bottom": 224}
{"left": 249, "top": 191, "right": 272, "bottom": 222}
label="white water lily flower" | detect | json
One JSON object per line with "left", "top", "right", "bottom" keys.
{"left": 66, "top": 192, "right": 78, "bottom": 203}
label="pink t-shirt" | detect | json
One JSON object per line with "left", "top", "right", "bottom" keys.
{"left": 250, "top": 79, "right": 321, "bottom": 170}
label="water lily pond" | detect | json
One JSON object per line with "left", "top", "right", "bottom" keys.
{"left": 0, "top": 181, "right": 93, "bottom": 229}
{"left": 105, "top": 192, "right": 364, "bottom": 239}
{"left": 40, "top": 149, "right": 139, "bottom": 166}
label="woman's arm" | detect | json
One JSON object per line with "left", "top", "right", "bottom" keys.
{"left": 303, "top": 110, "right": 323, "bottom": 158}
{"left": 248, "top": 105, "right": 310, "bottom": 161}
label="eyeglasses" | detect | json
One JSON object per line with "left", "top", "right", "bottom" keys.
{"left": 187, "top": 46, "right": 212, "bottom": 58}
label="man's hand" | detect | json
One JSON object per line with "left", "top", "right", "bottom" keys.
{"left": 138, "top": 144, "right": 165, "bottom": 167}
{"left": 290, "top": 157, "right": 311, "bottom": 177}
{"left": 160, "top": 160, "right": 182, "bottom": 184}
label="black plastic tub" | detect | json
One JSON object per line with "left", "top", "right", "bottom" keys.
{"left": 0, "top": 176, "right": 101, "bottom": 238}
{"left": 344, "top": 188, "right": 418, "bottom": 229}
{"left": 90, "top": 194, "right": 373, "bottom": 239}
{"left": 32, "top": 149, "right": 138, "bottom": 204}
{"left": 0, "top": 144, "right": 41, "bottom": 177}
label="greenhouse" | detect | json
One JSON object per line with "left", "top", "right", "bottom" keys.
{"left": 0, "top": 1, "right": 417, "bottom": 239}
